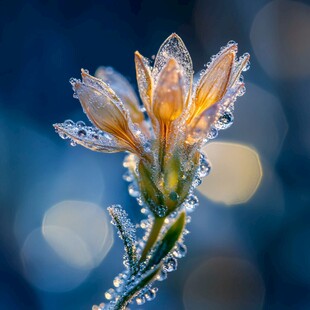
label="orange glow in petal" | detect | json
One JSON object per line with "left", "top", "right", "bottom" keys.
{"left": 135, "top": 51, "right": 153, "bottom": 116}
{"left": 191, "top": 47, "right": 236, "bottom": 119}
{"left": 74, "top": 71, "right": 141, "bottom": 154}
{"left": 153, "top": 58, "right": 184, "bottom": 124}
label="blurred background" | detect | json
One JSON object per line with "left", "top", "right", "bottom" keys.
{"left": 0, "top": 0, "right": 310, "bottom": 309}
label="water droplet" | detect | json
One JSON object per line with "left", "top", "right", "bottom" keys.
{"left": 77, "top": 129, "right": 87, "bottom": 137}
{"left": 237, "top": 85, "right": 246, "bottom": 96}
{"left": 76, "top": 120, "right": 85, "bottom": 127}
{"left": 199, "top": 156, "right": 211, "bottom": 178}
{"left": 145, "top": 287, "right": 158, "bottom": 301}
{"left": 164, "top": 257, "right": 177, "bottom": 272}
{"left": 105, "top": 288, "right": 115, "bottom": 300}
{"left": 169, "top": 192, "right": 179, "bottom": 201}
{"left": 128, "top": 183, "right": 140, "bottom": 198}
{"left": 153, "top": 205, "right": 167, "bottom": 218}
{"left": 122, "top": 171, "right": 134, "bottom": 182}
{"left": 173, "top": 242, "right": 187, "bottom": 258}
{"left": 192, "top": 176, "right": 202, "bottom": 188}
{"left": 113, "top": 276, "right": 123, "bottom": 288}
{"left": 185, "top": 194, "right": 199, "bottom": 213}
{"left": 58, "top": 132, "right": 68, "bottom": 140}
{"left": 156, "top": 268, "right": 167, "bottom": 281}
{"left": 70, "top": 140, "right": 76, "bottom": 146}
{"left": 228, "top": 40, "right": 236, "bottom": 46}
{"left": 216, "top": 112, "right": 234, "bottom": 130}
{"left": 136, "top": 296, "right": 145, "bottom": 305}
{"left": 64, "top": 119, "right": 74, "bottom": 126}
{"left": 207, "top": 127, "right": 218, "bottom": 140}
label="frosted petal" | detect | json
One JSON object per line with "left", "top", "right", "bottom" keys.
{"left": 95, "top": 66, "right": 145, "bottom": 124}
{"left": 134, "top": 51, "right": 153, "bottom": 116}
{"left": 153, "top": 34, "right": 193, "bottom": 98}
{"left": 53, "top": 121, "right": 125, "bottom": 153}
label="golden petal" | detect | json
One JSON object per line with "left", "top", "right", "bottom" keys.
{"left": 95, "top": 66, "right": 145, "bottom": 124}
{"left": 153, "top": 33, "right": 193, "bottom": 100}
{"left": 190, "top": 45, "right": 236, "bottom": 120}
{"left": 134, "top": 51, "right": 153, "bottom": 116}
{"left": 53, "top": 122, "right": 126, "bottom": 153}
{"left": 153, "top": 58, "right": 184, "bottom": 124}
{"left": 72, "top": 70, "right": 141, "bottom": 154}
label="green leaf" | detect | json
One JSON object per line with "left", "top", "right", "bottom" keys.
{"left": 147, "top": 212, "right": 186, "bottom": 268}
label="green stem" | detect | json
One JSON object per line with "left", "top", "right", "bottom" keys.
{"left": 139, "top": 217, "right": 165, "bottom": 263}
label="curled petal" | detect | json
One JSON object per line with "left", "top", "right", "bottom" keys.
{"left": 190, "top": 44, "right": 236, "bottom": 120}
{"left": 53, "top": 121, "right": 126, "bottom": 153}
{"left": 95, "top": 66, "right": 145, "bottom": 124}
{"left": 71, "top": 70, "right": 142, "bottom": 154}
{"left": 153, "top": 33, "right": 193, "bottom": 99}
{"left": 134, "top": 51, "right": 153, "bottom": 116}
{"left": 153, "top": 58, "right": 184, "bottom": 124}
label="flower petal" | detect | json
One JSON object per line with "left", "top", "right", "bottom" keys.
{"left": 134, "top": 51, "right": 153, "bottom": 116}
{"left": 153, "top": 33, "right": 193, "bottom": 99}
{"left": 95, "top": 66, "right": 145, "bottom": 124}
{"left": 53, "top": 121, "right": 126, "bottom": 153}
{"left": 71, "top": 70, "right": 142, "bottom": 154}
{"left": 190, "top": 44, "right": 236, "bottom": 119}
{"left": 153, "top": 58, "right": 184, "bottom": 124}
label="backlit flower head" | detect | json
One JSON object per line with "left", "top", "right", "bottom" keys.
{"left": 53, "top": 33, "right": 250, "bottom": 309}
{"left": 54, "top": 33, "right": 249, "bottom": 216}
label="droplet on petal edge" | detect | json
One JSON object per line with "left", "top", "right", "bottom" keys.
{"left": 53, "top": 121, "right": 124, "bottom": 153}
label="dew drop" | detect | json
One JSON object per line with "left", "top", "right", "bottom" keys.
{"left": 185, "top": 194, "right": 199, "bottom": 213}
{"left": 216, "top": 112, "right": 234, "bottom": 130}
{"left": 128, "top": 183, "right": 140, "bottom": 198}
{"left": 136, "top": 296, "right": 145, "bottom": 305}
{"left": 173, "top": 242, "right": 187, "bottom": 258}
{"left": 199, "top": 156, "right": 211, "bottom": 178}
{"left": 156, "top": 268, "right": 167, "bottom": 281}
{"left": 77, "top": 129, "right": 87, "bottom": 137}
{"left": 145, "top": 287, "right": 158, "bottom": 301}
{"left": 70, "top": 140, "right": 76, "bottom": 147}
{"left": 64, "top": 119, "right": 74, "bottom": 126}
{"left": 58, "top": 132, "right": 68, "bottom": 140}
{"left": 76, "top": 120, "right": 86, "bottom": 127}
{"left": 169, "top": 192, "right": 179, "bottom": 201}
{"left": 104, "top": 288, "right": 115, "bottom": 300}
{"left": 164, "top": 257, "right": 178, "bottom": 272}
{"left": 122, "top": 171, "right": 134, "bottom": 182}
{"left": 153, "top": 205, "right": 167, "bottom": 218}
{"left": 207, "top": 127, "right": 218, "bottom": 140}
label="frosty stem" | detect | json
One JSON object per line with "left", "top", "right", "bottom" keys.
{"left": 139, "top": 217, "right": 165, "bottom": 262}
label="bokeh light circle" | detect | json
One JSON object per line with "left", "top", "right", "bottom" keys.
{"left": 183, "top": 257, "right": 265, "bottom": 310}
{"left": 42, "top": 200, "right": 113, "bottom": 270}
{"left": 199, "top": 142, "right": 263, "bottom": 205}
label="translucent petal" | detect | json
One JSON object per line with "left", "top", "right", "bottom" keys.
{"left": 134, "top": 51, "right": 153, "bottom": 116}
{"left": 153, "top": 33, "right": 193, "bottom": 98}
{"left": 53, "top": 121, "right": 126, "bottom": 153}
{"left": 71, "top": 70, "right": 142, "bottom": 154}
{"left": 153, "top": 59, "right": 184, "bottom": 124}
{"left": 95, "top": 66, "right": 145, "bottom": 124}
{"left": 191, "top": 44, "right": 236, "bottom": 119}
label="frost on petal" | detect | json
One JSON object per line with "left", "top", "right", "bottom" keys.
{"left": 153, "top": 59, "right": 184, "bottom": 124}
{"left": 153, "top": 33, "right": 193, "bottom": 99}
{"left": 229, "top": 52, "right": 250, "bottom": 88}
{"left": 53, "top": 121, "right": 126, "bottom": 153}
{"left": 95, "top": 66, "right": 145, "bottom": 124}
{"left": 191, "top": 44, "right": 236, "bottom": 119}
{"left": 134, "top": 51, "right": 153, "bottom": 116}
{"left": 70, "top": 70, "right": 142, "bottom": 154}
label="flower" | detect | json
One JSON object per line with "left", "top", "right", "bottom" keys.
{"left": 54, "top": 33, "right": 249, "bottom": 217}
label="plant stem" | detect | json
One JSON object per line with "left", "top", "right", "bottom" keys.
{"left": 139, "top": 217, "right": 165, "bottom": 263}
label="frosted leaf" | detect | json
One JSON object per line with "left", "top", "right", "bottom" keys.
{"left": 53, "top": 121, "right": 125, "bottom": 153}
{"left": 153, "top": 33, "right": 193, "bottom": 99}
{"left": 108, "top": 205, "right": 138, "bottom": 272}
